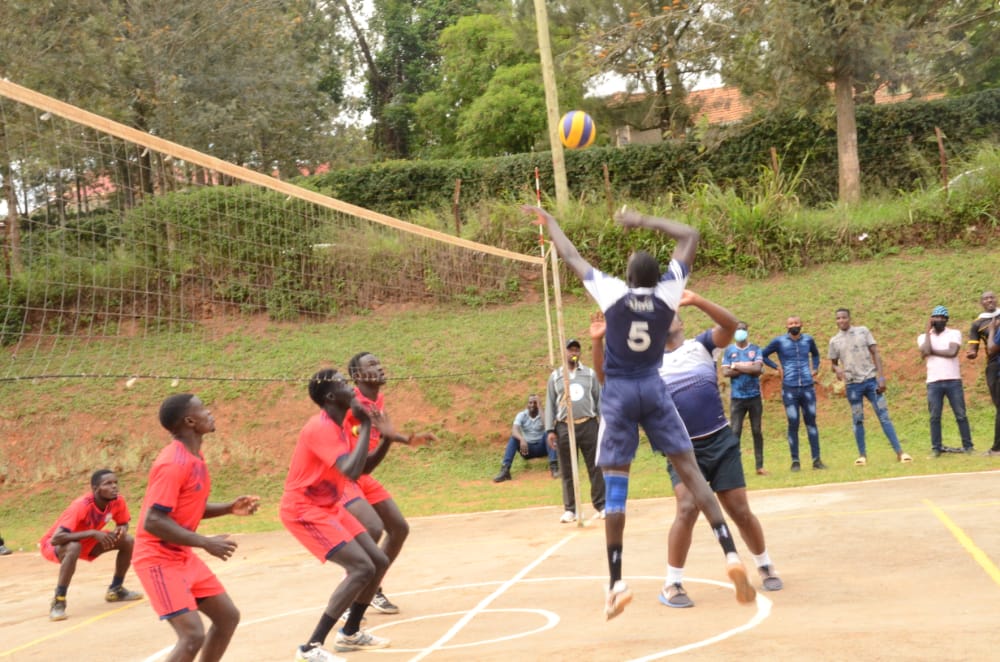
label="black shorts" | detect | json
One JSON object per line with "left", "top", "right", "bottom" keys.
{"left": 667, "top": 425, "right": 746, "bottom": 493}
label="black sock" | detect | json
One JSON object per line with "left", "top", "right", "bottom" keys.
{"left": 712, "top": 522, "right": 737, "bottom": 555}
{"left": 305, "top": 612, "right": 337, "bottom": 648}
{"left": 55, "top": 585, "right": 68, "bottom": 598}
{"left": 607, "top": 544, "right": 623, "bottom": 587}
{"left": 342, "top": 602, "right": 369, "bottom": 635}
{"left": 110, "top": 575, "right": 124, "bottom": 589}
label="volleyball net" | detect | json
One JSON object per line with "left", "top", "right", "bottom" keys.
{"left": 0, "top": 79, "right": 545, "bottom": 384}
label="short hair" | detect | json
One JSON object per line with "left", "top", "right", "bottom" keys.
{"left": 159, "top": 393, "right": 196, "bottom": 432}
{"left": 91, "top": 468, "right": 114, "bottom": 488}
{"left": 628, "top": 250, "right": 660, "bottom": 287}
{"left": 309, "top": 368, "right": 340, "bottom": 407}
{"left": 347, "top": 352, "right": 372, "bottom": 383}
{"left": 835, "top": 308, "right": 851, "bottom": 317}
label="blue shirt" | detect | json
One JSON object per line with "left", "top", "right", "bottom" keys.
{"left": 722, "top": 343, "right": 763, "bottom": 399}
{"left": 659, "top": 330, "right": 727, "bottom": 439}
{"left": 512, "top": 409, "right": 545, "bottom": 445}
{"left": 762, "top": 333, "right": 820, "bottom": 387}
{"left": 583, "top": 260, "right": 688, "bottom": 379}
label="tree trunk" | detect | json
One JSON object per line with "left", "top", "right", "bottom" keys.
{"left": 834, "top": 72, "right": 861, "bottom": 204}
{"left": 0, "top": 122, "right": 22, "bottom": 275}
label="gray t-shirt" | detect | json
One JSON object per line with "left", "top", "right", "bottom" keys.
{"left": 828, "top": 325, "right": 877, "bottom": 383}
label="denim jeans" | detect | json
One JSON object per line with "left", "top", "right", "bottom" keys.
{"left": 731, "top": 396, "right": 765, "bottom": 470}
{"left": 987, "top": 362, "right": 1000, "bottom": 452}
{"left": 781, "top": 385, "right": 821, "bottom": 462}
{"left": 846, "top": 378, "right": 902, "bottom": 456}
{"left": 501, "top": 436, "right": 557, "bottom": 466}
{"left": 926, "top": 379, "right": 973, "bottom": 450}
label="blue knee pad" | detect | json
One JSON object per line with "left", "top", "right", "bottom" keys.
{"left": 604, "top": 473, "right": 629, "bottom": 514}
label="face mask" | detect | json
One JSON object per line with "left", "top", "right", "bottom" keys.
{"left": 931, "top": 321, "right": 947, "bottom": 333}
{"left": 788, "top": 326, "right": 801, "bottom": 336}
{"left": 734, "top": 330, "right": 748, "bottom": 343}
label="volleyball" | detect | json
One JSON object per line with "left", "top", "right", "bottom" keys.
{"left": 559, "top": 111, "right": 596, "bottom": 149}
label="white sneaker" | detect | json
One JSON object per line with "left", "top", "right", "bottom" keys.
{"left": 604, "top": 580, "right": 633, "bottom": 620}
{"left": 333, "top": 629, "right": 390, "bottom": 652}
{"left": 591, "top": 509, "right": 606, "bottom": 520}
{"left": 295, "top": 643, "right": 345, "bottom": 662}
{"left": 559, "top": 510, "right": 576, "bottom": 523}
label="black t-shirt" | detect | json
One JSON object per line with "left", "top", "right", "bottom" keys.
{"left": 969, "top": 315, "right": 1000, "bottom": 366}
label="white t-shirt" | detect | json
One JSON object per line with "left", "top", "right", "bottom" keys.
{"left": 916, "top": 328, "right": 963, "bottom": 383}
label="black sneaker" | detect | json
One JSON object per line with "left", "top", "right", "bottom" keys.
{"left": 790, "top": 461, "right": 801, "bottom": 472}
{"left": 963, "top": 446, "right": 976, "bottom": 454}
{"left": 932, "top": 448, "right": 943, "bottom": 457}
{"left": 0, "top": 544, "right": 12, "bottom": 556}
{"left": 812, "top": 459, "right": 828, "bottom": 470}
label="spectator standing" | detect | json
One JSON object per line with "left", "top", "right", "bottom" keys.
{"left": 918, "top": 305, "right": 975, "bottom": 456}
{"left": 722, "top": 321, "right": 768, "bottom": 475}
{"left": 493, "top": 394, "right": 559, "bottom": 482}
{"left": 762, "top": 316, "right": 827, "bottom": 471}
{"left": 545, "top": 339, "right": 605, "bottom": 523}
{"left": 966, "top": 292, "right": 1000, "bottom": 456}
{"left": 829, "top": 308, "right": 912, "bottom": 465}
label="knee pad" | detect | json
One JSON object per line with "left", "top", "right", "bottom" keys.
{"left": 604, "top": 472, "right": 629, "bottom": 514}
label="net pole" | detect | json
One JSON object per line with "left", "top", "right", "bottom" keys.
{"left": 537, "top": 167, "right": 555, "bottom": 367}
{"left": 548, "top": 245, "right": 584, "bottom": 527}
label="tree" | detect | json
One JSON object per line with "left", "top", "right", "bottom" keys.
{"left": 327, "top": 0, "right": 479, "bottom": 159}
{"left": 718, "top": 0, "right": 999, "bottom": 203}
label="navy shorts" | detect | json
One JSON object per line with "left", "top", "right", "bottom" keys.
{"left": 667, "top": 425, "right": 746, "bottom": 492}
{"left": 597, "top": 373, "right": 692, "bottom": 467}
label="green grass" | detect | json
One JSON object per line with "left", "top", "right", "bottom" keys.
{"left": 2, "top": 246, "right": 1000, "bottom": 553}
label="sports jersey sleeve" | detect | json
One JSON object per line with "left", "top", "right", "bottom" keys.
{"left": 654, "top": 259, "right": 689, "bottom": 310}
{"left": 113, "top": 497, "right": 131, "bottom": 526}
{"left": 583, "top": 269, "right": 629, "bottom": 312}
{"left": 144, "top": 461, "right": 187, "bottom": 514}
{"left": 696, "top": 329, "right": 716, "bottom": 354}
{"left": 54, "top": 498, "right": 87, "bottom": 533}
{"left": 721, "top": 346, "right": 735, "bottom": 367}
{"left": 305, "top": 423, "right": 349, "bottom": 470}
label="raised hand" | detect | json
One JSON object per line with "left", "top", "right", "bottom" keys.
{"left": 589, "top": 311, "right": 606, "bottom": 340}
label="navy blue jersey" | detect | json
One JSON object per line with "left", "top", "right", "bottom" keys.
{"left": 584, "top": 260, "right": 688, "bottom": 379}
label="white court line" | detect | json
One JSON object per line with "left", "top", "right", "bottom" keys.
{"left": 405, "top": 532, "right": 578, "bottom": 662}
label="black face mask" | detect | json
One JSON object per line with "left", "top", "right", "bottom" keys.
{"left": 788, "top": 326, "right": 802, "bottom": 336}
{"left": 931, "top": 321, "right": 947, "bottom": 333}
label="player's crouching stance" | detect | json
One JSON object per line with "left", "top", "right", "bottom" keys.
{"left": 282, "top": 369, "right": 394, "bottom": 662}
{"left": 132, "top": 394, "right": 260, "bottom": 662}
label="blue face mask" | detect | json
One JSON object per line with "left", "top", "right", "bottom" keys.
{"left": 734, "top": 329, "right": 749, "bottom": 343}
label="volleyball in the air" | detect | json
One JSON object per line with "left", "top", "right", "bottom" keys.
{"left": 559, "top": 111, "right": 596, "bottom": 149}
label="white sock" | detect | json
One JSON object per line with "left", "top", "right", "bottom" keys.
{"left": 665, "top": 565, "right": 685, "bottom": 585}
{"left": 725, "top": 551, "right": 741, "bottom": 565}
{"left": 752, "top": 550, "right": 773, "bottom": 569}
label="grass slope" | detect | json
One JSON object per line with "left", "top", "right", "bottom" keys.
{"left": 1, "top": 246, "right": 998, "bottom": 551}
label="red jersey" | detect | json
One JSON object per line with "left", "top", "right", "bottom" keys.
{"left": 282, "top": 411, "right": 354, "bottom": 509}
{"left": 133, "top": 440, "right": 211, "bottom": 566}
{"left": 40, "top": 492, "right": 131, "bottom": 556}
{"left": 343, "top": 388, "right": 385, "bottom": 453}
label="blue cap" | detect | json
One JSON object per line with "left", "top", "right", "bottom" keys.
{"left": 932, "top": 305, "right": 949, "bottom": 317}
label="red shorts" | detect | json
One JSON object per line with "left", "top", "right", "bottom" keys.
{"left": 358, "top": 474, "right": 391, "bottom": 506}
{"left": 134, "top": 553, "right": 225, "bottom": 619}
{"left": 41, "top": 537, "right": 100, "bottom": 563}
{"left": 280, "top": 499, "right": 366, "bottom": 562}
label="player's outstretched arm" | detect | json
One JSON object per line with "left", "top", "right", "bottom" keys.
{"left": 614, "top": 207, "right": 699, "bottom": 268}
{"left": 679, "top": 290, "right": 738, "bottom": 347}
{"left": 522, "top": 205, "right": 592, "bottom": 280}
{"left": 143, "top": 507, "right": 237, "bottom": 560}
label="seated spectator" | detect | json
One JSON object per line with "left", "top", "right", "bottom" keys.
{"left": 493, "top": 394, "right": 559, "bottom": 482}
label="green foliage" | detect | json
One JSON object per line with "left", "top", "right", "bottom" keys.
{"left": 308, "top": 88, "right": 1000, "bottom": 212}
